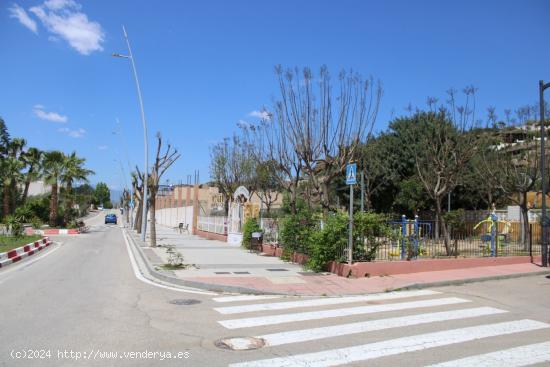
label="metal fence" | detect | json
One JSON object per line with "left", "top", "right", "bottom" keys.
{"left": 197, "top": 216, "right": 227, "bottom": 235}
{"left": 260, "top": 218, "right": 279, "bottom": 243}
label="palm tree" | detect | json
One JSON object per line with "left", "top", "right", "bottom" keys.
{"left": 3, "top": 138, "right": 27, "bottom": 215}
{"left": 60, "top": 152, "right": 94, "bottom": 224}
{"left": 21, "top": 147, "right": 43, "bottom": 204}
{"left": 42, "top": 151, "right": 65, "bottom": 227}
{"left": 2, "top": 157, "right": 23, "bottom": 217}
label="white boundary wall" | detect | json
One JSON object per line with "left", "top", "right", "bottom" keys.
{"left": 155, "top": 206, "right": 194, "bottom": 228}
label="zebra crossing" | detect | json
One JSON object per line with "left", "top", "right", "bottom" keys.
{"left": 211, "top": 289, "right": 550, "bottom": 367}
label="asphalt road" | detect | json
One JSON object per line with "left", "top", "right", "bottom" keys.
{"left": 1, "top": 211, "right": 550, "bottom": 367}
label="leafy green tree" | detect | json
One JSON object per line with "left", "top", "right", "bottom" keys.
{"left": 61, "top": 152, "right": 94, "bottom": 224}
{"left": 2, "top": 157, "right": 23, "bottom": 217}
{"left": 94, "top": 182, "right": 111, "bottom": 208}
{"left": 42, "top": 150, "right": 66, "bottom": 226}
{"left": 21, "top": 147, "right": 43, "bottom": 204}
{"left": 394, "top": 176, "right": 432, "bottom": 215}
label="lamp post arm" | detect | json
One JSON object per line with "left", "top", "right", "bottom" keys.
{"left": 122, "top": 25, "right": 149, "bottom": 243}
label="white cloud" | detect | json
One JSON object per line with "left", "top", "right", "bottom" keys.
{"left": 249, "top": 110, "right": 271, "bottom": 120}
{"left": 58, "top": 127, "right": 85, "bottom": 138}
{"left": 9, "top": 4, "right": 38, "bottom": 33}
{"left": 33, "top": 104, "right": 68, "bottom": 123}
{"left": 29, "top": 0, "right": 104, "bottom": 55}
{"left": 97, "top": 145, "right": 108, "bottom": 150}
{"left": 237, "top": 119, "right": 252, "bottom": 129}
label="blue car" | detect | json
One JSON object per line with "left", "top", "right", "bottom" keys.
{"left": 105, "top": 214, "right": 117, "bottom": 224}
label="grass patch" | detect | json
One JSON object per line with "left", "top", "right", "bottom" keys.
{"left": 160, "top": 263, "right": 189, "bottom": 270}
{"left": 0, "top": 235, "right": 42, "bottom": 253}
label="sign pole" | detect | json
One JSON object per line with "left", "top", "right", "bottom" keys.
{"left": 349, "top": 183, "right": 353, "bottom": 265}
{"left": 346, "top": 162, "right": 357, "bottom": 266}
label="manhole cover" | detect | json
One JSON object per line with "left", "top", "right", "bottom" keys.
{"left": 169, "top": 299, "right": 201, "bottom": 306}
{"left": 215, "top": 337, "right": 265, "bottom": 351}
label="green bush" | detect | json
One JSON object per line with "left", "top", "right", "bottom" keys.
{"left": 3, "top": 215, "right": 23, "bottom": 237}
{"left": 242, "top": 218, "right": 261, "bottom": 249}
{"left": 279, "top": 205, "right": 317, "bottom": 259}
{"left": 306, "top": 211, "right": 392, "bottom": 272}
{"left": 353, "top": 211, "right": 393, "bottom": 261}
{"left": 307, "top": 212, "right": 348, "bottom": 271}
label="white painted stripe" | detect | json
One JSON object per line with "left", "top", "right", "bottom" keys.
{"left": 213, "top": 295, "right": 282, "bottom": 303}
{"left": 228, "top": 320, "right": 549, "bottom": 367}
{"left": 121, "top": 230, "right": 216, "bottom": 296}
{"left": 215, "top": 289, "right": 439, "bottom": 314}
{"left": 225, "top": 307, "right": 507, "bottom": 349}
{"left": 426, "top": 341, "right": 550, "bottom": 367}
{"left": 218, "top": 297, "right": 470, "bottom": 329}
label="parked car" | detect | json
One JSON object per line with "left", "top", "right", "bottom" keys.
{"left": 105, "top": 214, "right": 117, "bottom": 225}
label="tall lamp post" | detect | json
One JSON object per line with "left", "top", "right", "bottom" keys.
{"left": 113, "top": 25, "right": 149, "bottom": 242}
{"left": 540, "top": 80, "right": 550, "bottom": 267}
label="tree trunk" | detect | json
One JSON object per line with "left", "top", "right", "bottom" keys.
{"left": 134, "top": 200, "right": 142, "bottom": 233}
{"left": 3, "top": 185, "right": 10, "bottom": 218}
{"left": 22, "top": 172, "right": 33, "bottom": 205}
{"left": 519, "top": 192, "right": 530, "bottom": 250}
{"left": 321, "top": 181, "right": 331, "bottom": 216}
{"left": 64, "top": 182, "right": 73, "bottom": 226}
{"left": 149, "top": 201, "right": 156, "bottom": 247}
{"left": 435, "top": 198, "right": 452, "bottom": 256}
{"left": 10, "top": 180, "right": 17, "bottom": 214}
{"left": 49, "top": 182, "right": 58, "bottom": 227}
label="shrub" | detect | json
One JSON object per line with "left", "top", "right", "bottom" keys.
{"left": 306, "top": 211, "right": 393, "bottom": 272}
{"left": 307, "top": 212, "right": 348, "bottom": 271}
{"left": 3, "top": 215, "right": 23, "bottom": 237}
{"left": 279, "top": 206, "right": 317, "bottom": 258}
{"left": 353, "top": 211, "right": 393, "bottom": 261}
{"left": 242, "top": 218, "right": 261, "bottom": 249}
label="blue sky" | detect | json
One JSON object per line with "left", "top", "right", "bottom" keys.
{"left": 1, "top": 0, "right": 549, "bottom": 191}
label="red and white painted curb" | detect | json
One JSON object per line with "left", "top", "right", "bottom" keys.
{"left": 26, "top": 228, "right": 79, "bottom": 235}
{"left": 0, "top": 237, "right": 53, "bottom": 268}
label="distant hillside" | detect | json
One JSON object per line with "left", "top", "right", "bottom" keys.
{"left": 110, "top": 189, "right": 123, "bottom": 204}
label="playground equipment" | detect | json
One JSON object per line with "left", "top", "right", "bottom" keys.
{"left": 473, "top": 210, "right": 512, "bottom": 257}
{"left": 390, "top": 215, "right": 432, "bottom": 260}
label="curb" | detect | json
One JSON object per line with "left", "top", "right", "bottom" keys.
{"left": 393, "top": 269, "right": 550, "bottom": 291}
{"left": 0, "top": 237, "right": 53, "bottom": 268}
{"left": 124, "top": 229, "right": 550, "bottom": 296}
{"left": 124, "top": 229, "right": 284, "bottom": 295}
{"left": 33, "top": 229, "right": 80, "bottom": 236}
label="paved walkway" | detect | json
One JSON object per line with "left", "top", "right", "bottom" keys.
{"left": 134, "top": 224, "right": 550, "bottom": 296}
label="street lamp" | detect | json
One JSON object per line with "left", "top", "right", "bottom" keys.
{"left": 539, "top": 80, "right": 550, "bottom": 267}
{"left": 113, "top": 25, "right": 149, "bottom": 242}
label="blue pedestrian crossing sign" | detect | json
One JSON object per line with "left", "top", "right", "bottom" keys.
{"left": 346, "top": 163, "right": 357, "bottom": 185}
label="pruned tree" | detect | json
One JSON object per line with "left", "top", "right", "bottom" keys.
{"left": 412, "top": 87, "right": 479, "bottom": 255}
{"left": 273, "top": 65, "right": 382, "bottom": 214}
{"left": 210, "top": 134, "right": 255, "bottom": 214}
{"left": 240, "top": 109, "right": 303, "bottom": 215}
{"left": 148, "top": 133, "right": 180, "bottom": 247}
{"left": 131, "top": 169, "right": 144, "bottom": 232}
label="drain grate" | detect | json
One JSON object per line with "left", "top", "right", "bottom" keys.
{"left": 169, "top": 299, "right": 201, "bottom": 306}
{"left": 266, "top": 268, "right": 289, "bottom": 272}
{"left": 214, "top": 271, "right": 231, "bottom": 274}
{"left": 234, "top": 271, "right": 250, "bottom": 274}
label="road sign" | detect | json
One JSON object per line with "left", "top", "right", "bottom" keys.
{"left": 346, "top": 163, "right": 357, "bottom": 185}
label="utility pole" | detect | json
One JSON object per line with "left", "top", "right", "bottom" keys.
{"left": 113, "top": 26, "right": 150, "bottom": 242}
{"left": 360, "top": 170, "right": 365, "bottom": 212}
{"left": 540, "top": 80, "right": 550, "bottom": 267}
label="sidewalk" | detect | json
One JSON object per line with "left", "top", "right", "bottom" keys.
{"left": 129, "top": 224, "right": 550, "bottom": 296}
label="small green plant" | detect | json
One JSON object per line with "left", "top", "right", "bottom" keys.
{"left": 164, "top": 245, "right": 185, "bottom": 269}
{"left": 242, "top": 218, "right": 261, "bottom": 249}
{"left": 4, "top": 215, "right": 23, "bottom": 238}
